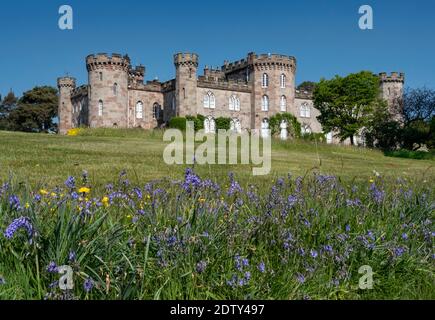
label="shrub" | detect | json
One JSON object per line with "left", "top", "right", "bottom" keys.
{"left": 384, "top": 149, "right": 434, "bottom": 160}
{"left": 215, "top": 117, "right": 231, "bottom": 130}
{"left": 301, "top": 132, "right": 326, "bottom": 142}
{"left": 168, "top": 117, "right": 187, "bottom": 131}
{"left": 269, "top": 113, "right": 301, "bottom": 138}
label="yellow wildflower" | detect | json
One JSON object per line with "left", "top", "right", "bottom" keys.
{"left": 102, "top": 196, "right": 109, "bottom": 207}
{"left": 79, "top": 187, "right": 91, "bottom": 194}
{"left": 40, "top": 189, "right": 48, "bottom": 195}
{"left": 198, "top": 198, "right": 206, "bottom": 203}
{"left": 369, "top": 178, "right": 374, "bottom": 183}
{"left": 24, "top": 202, "right": 30, "bottom": 209}
{"left": 51, "top": 192, "right": 57, "bottom": 197}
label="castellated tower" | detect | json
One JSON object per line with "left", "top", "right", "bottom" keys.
{"left": 86, "top": 53, "right": 130, "bottom": 128}
{"left": 248, "top": 53, "right": 296, "bottom": 129}
{"left": 379, "top": 72, "right": 405, "bottom": 122}
{"left": 174, "top": 53, "right": 198, "bottom": 117}
{"left": 57, "top": 76, "right": 76, "bottom": 134}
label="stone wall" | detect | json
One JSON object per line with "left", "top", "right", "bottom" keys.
{"left": 127, "top": 89, "right": 163, "bottom": 129}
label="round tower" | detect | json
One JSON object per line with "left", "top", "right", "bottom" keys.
{"left": 86, "top": 53, "right": 130, "bottom": 128}
{"left": 379, "top": 72, "right": 405, "bottom": 122}
{"left": 249, "top": 53, "right": 297, "bottom": 129}
{"left": 174, "top": 52, "right": 199, "bottom": 117}
{"left": 57, "top": 76, "right": 76, "bottom": 134}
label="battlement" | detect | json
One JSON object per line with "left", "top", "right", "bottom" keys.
{"left": 203, "top": 66, "right": 226, "bottom": 80}
{"left": 174, "top": 52, "right": 199, "bottom": 67}
{"left": 86, "top": 53, "right": 131, "bottom": 71}
{"left": 161, "top": 79, "right": 176, "bottom": 92}
{"left": 222, "top": 52, "right": 296, "bottom": 73}
{"left": 57, "top": 76, "right": 76, "bottom": 88}
{"left": 378, "top": 72, "right": 405, "bottom": 83}
{"left": 197, "top": 77, "right": 251, "bottom": 93}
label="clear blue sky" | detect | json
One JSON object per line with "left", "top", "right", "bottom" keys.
{"left": 1, "top": 0, "right": 434, "bottom": 97}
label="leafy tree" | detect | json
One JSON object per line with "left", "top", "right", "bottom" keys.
{"left": 313, "top": 71, "right": 383, "bottom": 145}
{"left": 7, "top": 86, "right": 58, "bottom": 133}
{"left": 297, "top": 81, "right": 317, "bottom": 92}
{"left": 402, "top": 87, "right": 435, "bottom": 124}
{"left": 269, "top": 112, "right": 301, "bottom": 138}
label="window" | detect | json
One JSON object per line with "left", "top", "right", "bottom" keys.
{"left": 230, "top": 118, "right": 242, "bottom": 133}
{"left": 280, "top": 95, "right": 287, "bottom": 112}
{"left": 172, "top": 96, "right": 176, "bottom": 111}
{"left": 99, "top": 72, "right": 103, "bottom": 81}
{"left": 262, "top": 73, "right": 269, "bottom": 88}
{"left": 136, "top": 101, "right": 143, "bottom": 119}
{"left": 183, "top": 88, "right": 186, "bottom": 99}
{"left": 204, "top": 116, "right": 216, "bottom": 134}
{"left": 113, "top": 83, "right": 118, "bottom": 96}
{"left": 203, "top": 91, "right": 215, "bottom": 109}
{"left": 280, "top": 74, "right": 286, "bottom": 88}
{"left": 229, "top": 95, "right": 240, "bottom": 111}
{"left": 300, "top": 103, "right": 310, "bottom": 118}
{"left": 261, "top": 95, "right": 269, "bottom": 111}
{"left": 98, "top": 100, "right": 103, "bottom": 116}
{"left": 153, "top": 103, "right": 160, "bottom": 120}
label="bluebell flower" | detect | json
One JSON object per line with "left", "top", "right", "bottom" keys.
{"left": 196, "top": 261, "right": 207, "bottom": 273}
{"left": 0, "top": 276, "right": 5, "bottom": 285}
{"left": 46, "top": 262, "right": 59, "bottom": 273}
{"left": 65, "top": 176, "right": 76, "bottom": 189}
{"left": 68, "top": 251, "right": 76, "bottom": 262}
{"left": 83, "top": 278, "right": 94, "bottom": 293}
{"left": 9, "top": 195, "right": 21, "bottom": 211}
{"left": 402, "top": 233, "right": 408, "bottom": 240}
{"left": 4, "top": 216, "right": 34, "bottom": 240}
{"left": 310, "top": 249, "right": 318, "bottom": 259}
{"left": 258, "top": 262, "right": 266, "bottom": 273}
{"left": 296, "top": 273, "right": 305, "bottom": 284}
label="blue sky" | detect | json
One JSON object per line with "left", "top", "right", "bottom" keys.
{"left": 0, "top": 0, "right": 434, "bottom": 97}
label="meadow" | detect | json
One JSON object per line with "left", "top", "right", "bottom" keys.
{"left": 0, "top": 129, "right": 433, "bottom": 299}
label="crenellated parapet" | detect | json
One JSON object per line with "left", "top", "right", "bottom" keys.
{"left": 197, "top": 77, "right": 251, "bottom": 93}
{"left": 129, "top": 65, "right": 145, "bottom": 84}
{"left": 57, "top": 76, "right": 76, "bottom": 90}
{"left": 378, "top": 72, "right": 405, "bottom": 83}
{"left": 249, "top": 52, "right": 296, "bottom": 72}
{"left": 86, "top": 53, "right": 131, "bottom": 72}
{"left": 173, "top": 52, "right": 199, "bottom": 67}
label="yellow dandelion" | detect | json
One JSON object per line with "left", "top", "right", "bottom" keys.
{"left": 79, "top": 187, "right": 91, "bottom": 194}
{"left": 51, "top": 192, "right": 57, "bottom": 197}
{"left": 40, "top": 189, "right": 48, "bottom": 195}
{"left": 102, "top": 196, "right": 109, "bottom": 207}
{"left": 369, "top": 178, "right": 374, "bottom": 183}
{"left": 24, "top": 202, "right": 30, "bottom": 209}
{"left": 198, "top": 198, "right": 206, "bottom": 203}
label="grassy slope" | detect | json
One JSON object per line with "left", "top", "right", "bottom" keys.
{"left": 0, "top": 129, "right": 433, "bottom": 187}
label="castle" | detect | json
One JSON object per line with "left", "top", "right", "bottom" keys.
{"left": 57, "top": 52, "right": 404, "bottom": 143}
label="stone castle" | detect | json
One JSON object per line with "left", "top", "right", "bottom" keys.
{"left": 57, "top": 52, "right": 404, "bottom": 143}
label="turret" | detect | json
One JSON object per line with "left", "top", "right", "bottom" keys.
{"left": 249, "top": 53, "right": 297, "bottom": 129}
{"left": 379, "top": 72, "right": 405, "bottom": 122}
{"left": 86, "top": 53, "right": 130, "bottom": 128}
{"left": 57, "top": 76, "right": 76, "bottom": 134}
{"left": 174, "top": 52, "right": 199, "bottom": 117}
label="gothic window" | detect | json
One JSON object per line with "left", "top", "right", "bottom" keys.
{"left": 153, "top": 103, "right": 161, "bottom": 120}
{"left": 229, "top": 95, "right": 240, "bottom": 111}
{"left": 203, "top": 91, "right": 215, "bottom": 109}
{"left": 262, "top": 95, "right": 269, "bottom": 111}
{"left": 113, "top": 83, "right": 118, "bottom": 96}
{"left": 300, "top": 103, "right": 310, "bottom": 118}
{"left": 98, "top": 100, "right": 103, "bottom": 117}
{"left": 280, "top": 74, "right": 286, "bottom": 88}
{"left": 262, "top": 73, "right": 269, "bottom": 88}
{"left": 172, "top": 96, "right": 176, "bottom": 111}
{"left": 280, "top": 95, "right": 287, "bottom": 112}
{"left": 230, "top": 118, "right": 242, "bottom": 133}
{"left": 136, "top": 101, "right": 143, "bottom": 119}
{"left": 204, "top": 116, "right": 216, "bottom": 134}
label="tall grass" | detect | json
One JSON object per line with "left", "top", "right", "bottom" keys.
{"left": 0, "top": 169, "right": 433, "bottom": 300}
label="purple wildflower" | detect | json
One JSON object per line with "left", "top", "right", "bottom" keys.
{"left": 68, "top": 251, "right": 76, "bottom": 262}
{"left": 296, "top": 273, "right": 306, "bottom": 284}
{"left": 310, "top": 249, "right": 318, "bottom": 259}
{"left": 4, "top": 216, "right": 33, "bottom": 240}
{"left": 9, "top": 195, "right": 21, "bottom": 211}
{"left": 83, "top": 278, "right": 94, "bottom": 293}
{"left": 196, "top": 261, "right": 207, "bottom": 274}
{"left": 46, "top": 262, "right": 59, "bottom": 273}
{"left": 65, "top": 176, "right": 76, "bottom": 189}
{"left": 258, "top": 262, "right": 266, "bottom": 273}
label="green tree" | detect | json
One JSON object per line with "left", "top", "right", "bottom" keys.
{"left": 297, "top": 81, "right": 317, "bottom": 92}
{"left": 313, "top": 71, "right": 382, "bottom": 145}
{"left": 7, "top": 86, "right": 58, "bottom": 133}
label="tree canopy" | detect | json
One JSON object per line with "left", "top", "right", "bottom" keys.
{"left": 313, "top": 71, "right": 384, "bottom": 145}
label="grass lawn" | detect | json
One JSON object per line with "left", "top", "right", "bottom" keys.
{"left": 0, "top": 129, "right": 433, "bottom": 187}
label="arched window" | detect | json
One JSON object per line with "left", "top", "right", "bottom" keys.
{"left": 261, "top": 95, "right": 269, "bottom": 111}
{"left": 280, "top": 95, "right": 287, "bottom": 112}
{"left": 203, "top": 91, "right": 215, "bottom": 109}
{"left": 230, "top": 118, "right": 242, "bottom": 133}
{"left": 153, "top": 103, "right": 161, "bottom": 120}
{"left": 98, "top": 100, "right": 103, "bottom": 116}
{"left": 229, "top": 95, "right": 240, "bottom": 111}
{"left": 262, "top": 73, "right": 269, "bottom": 88}
{"left": 280, "top": 74, "right": 286, "bottom": 88}
{"left": 172, "top": 96, "right": 176, "bottom": 111}
{"left": 301, "top": 124, "right": 312, "bottom": 134}
{"left": 99, "top": 72, "right": 103, "bottom": 81}
{"left": 113, "top": 83, "right": 118, "bottom": 96}
{"left": 204, "top": 116, "right": 216, "bottom": 134}
{"left": 136, "top": 101, "right": 143, "bottom": 119}
{"left": 300, "top": 103, "right": 310, "bottom": 118}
